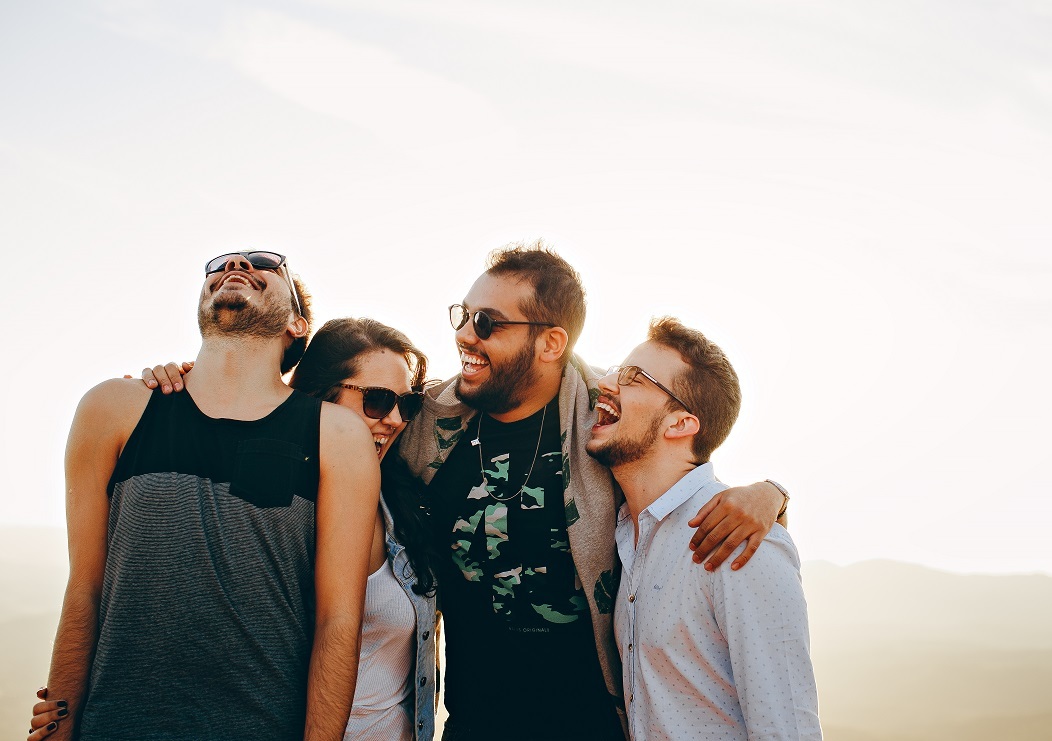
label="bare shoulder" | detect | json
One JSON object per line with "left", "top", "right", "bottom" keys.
{"left": 76, "top": 378, "right": 153, "bottom": 426}
{"left": 316, "top": 402, "right": 380, "bottom": 501}
{"left": 317, "top": 401, "right": 378, "bottom": 462}
{"left": 67, "top": 379, "right": 152, "bottom": 465}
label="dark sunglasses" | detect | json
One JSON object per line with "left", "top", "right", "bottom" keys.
{"left": 338, "top": 384, "right": 424, "bottom": 421}
{"left": 448, "top": 304, "right": 555, "bottom": 340}
{"left": 205, "top": 251, "right": 301, "bottom": 317}
{"left": 607, "top": 365, "right": 695, "bottom": 416}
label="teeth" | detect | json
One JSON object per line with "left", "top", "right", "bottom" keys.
{"left": 596, "top": 401, "right": 620, "bottom": 419}
{"left": 460, "top": 352, "right": 488, "bottom": 366}
{"left": 373, "top": 435, "right": 388, "bottom": 447}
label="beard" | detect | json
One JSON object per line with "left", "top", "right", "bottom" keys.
{"left": 198, "top": 289, "right": 291, "bottom": 340}
{"left": 586, "top": 412, "right": 664, "bottom": 468}
{"left": 454, "top": 337, "right": 540, "bottom": 415}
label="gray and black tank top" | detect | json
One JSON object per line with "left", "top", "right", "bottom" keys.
{"left": 78, "top": 388, "right": 322, "bottom": 741}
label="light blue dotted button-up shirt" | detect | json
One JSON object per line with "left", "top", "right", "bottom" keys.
{"left": 614, "top": 462, "right": 822, "bottom": 740}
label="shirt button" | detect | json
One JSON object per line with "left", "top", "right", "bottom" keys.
{"left": 628, "top": 594, "right": 635, "bottom": 602}
{"left": 628, "top": 643, "right": 633, "bottom": 651}
{"left": 630, "top": 693, "right": 634, "bottom": 703}
{"left": 420, "top": 677, "right": 427, "bottom": 686}
{"left": 423, "top": 631, "right": 430, "bottom": 640}
{"left": 418, "top": 721, "right": 424, "bottom": 730}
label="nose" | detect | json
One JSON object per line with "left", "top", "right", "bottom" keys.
{"left": 383, "top": 405, "right": 405, "bottom": 428}
{"left": 597, "top": 371, "right": 620, "bottom": 395}
{"left": 455, "top": 316, "right": 478, "bottom": 346}
{"left": 223, "top": 254, "right": 254, "bottom": 273}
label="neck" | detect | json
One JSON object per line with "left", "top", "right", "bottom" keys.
{"left": 183, "top": 335, "right": 291, "bottom": 419}
{"left": 613, "top": 448, "right": 698, "bottom": 527}
{"left": 486, "top": 367, "right": 562, "bottom": 423}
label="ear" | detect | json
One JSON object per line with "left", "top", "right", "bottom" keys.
{"left": 664, "top": 412, "right": 701, "bottom": 441}
{"left": 287, "top": 314, "right": 309, "bottom": 339}
{"left": 537, "top": 326, "right": 569, "bottom": 364}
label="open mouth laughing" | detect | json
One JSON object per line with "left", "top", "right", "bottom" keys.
{"left": 594, "top": 397, "right": 621, "bottom": 428}
{"left": 213, "top": 271, "right": 262, "bottom": 293}
{"left": 373, "top": 434, "right": 389, "bottom": 457}
{"left": 459, "top": 347, "right": 489, "bottom": 378}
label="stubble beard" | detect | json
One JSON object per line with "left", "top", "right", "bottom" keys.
{"left": 586, "top": 413, "right": 664, "bottom": 469}
{"left": 198, "top": 290, "right": 291, "bottom": 340}
{"left": 455, "top": 337, "right": 540, "bottom": 415}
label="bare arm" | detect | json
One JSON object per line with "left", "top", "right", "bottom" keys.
{"left": 687, "top": 480, "right": 786, "bottom": 571}
{"left": 304, "top": 404, "right": 381, "bottom": 741}
{"left": 40, "top": 380, "right": 147, "bottom": 741}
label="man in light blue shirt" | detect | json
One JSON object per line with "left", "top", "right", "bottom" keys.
{"left": 586, "top": 317, "right": 822, "bottom": 741}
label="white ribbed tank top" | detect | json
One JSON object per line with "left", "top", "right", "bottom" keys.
{"left": 342, "top": 556, "right": 417, "bottom": 740}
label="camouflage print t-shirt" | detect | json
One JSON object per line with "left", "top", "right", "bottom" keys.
{"left": 428, "top": 398, "right": 622, "bottom": 741}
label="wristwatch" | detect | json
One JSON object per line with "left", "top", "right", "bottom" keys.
{"left": 766, "top": 479, "right": 790, "bottom": 519}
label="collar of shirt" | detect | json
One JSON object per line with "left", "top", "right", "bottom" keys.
{"left": 616, "top": 462, "right": 717, "bottom": 572}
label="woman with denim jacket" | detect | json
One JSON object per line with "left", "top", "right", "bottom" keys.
{"left": 289, "top": 317, "right": 440, "bottom": 741}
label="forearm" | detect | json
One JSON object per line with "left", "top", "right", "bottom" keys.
{"left": 303, "top": 616, "right": 361, "bottom": 741}
{"left": 45, "top": 584, "right": 101, "bottom": 740}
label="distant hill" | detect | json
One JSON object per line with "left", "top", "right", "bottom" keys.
{"left": 0, "top": 528, "right": 67, "bottom": 739}
{"left": 803, "top": 560, "right": 1052, "bottom": 741}
{"left": 2, "top": 529, "right": 1050, "bottom": 740}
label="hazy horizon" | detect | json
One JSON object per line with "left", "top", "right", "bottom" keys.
{"left": 5, "top": 531, "right": 1050, "bottom": 739}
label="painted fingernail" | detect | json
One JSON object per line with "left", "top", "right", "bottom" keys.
{"left": 58, "top": 708, "right": 68, "bottom": 717}
{"left": 731, "top": 563, "right": 740, "bottom": 571}
{"left": 57, "top": 701, "right": 67, "bottom": 709}
{"left": 162, "top": 385, "right": 171, "bottom": 392}
{"left": 47, "top": 722, "right": 58, "bottom": 731}
{"left": 147, "top": 379, "right": 157, "bottom": 387}
{"left": 174, "top": 382, "right": 183, "bottom": 391}
{"left": 704, "top": 562, "right": 714, "bottom": 571}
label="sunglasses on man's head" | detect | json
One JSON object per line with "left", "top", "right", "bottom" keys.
{"left": 607, "top": 365, "right": 695, "bottom": 417}
{"left": 448, "top": 304, "right": 555, "bottom": 340}
{"left": 338, "top": 384, "right": 424, "bottom": 421}
{"left": 205, "top": 251, "right": 301, "bottom": 317}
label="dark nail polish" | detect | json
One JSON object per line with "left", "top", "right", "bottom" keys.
{"left": 58, "top": 707, "right": 68, "bottom": 717}
{"left": 57, "top": 701, "right": 67, "bottom": 709}
{"left": 47, "top": 722, "right": 58, "bottom": 730}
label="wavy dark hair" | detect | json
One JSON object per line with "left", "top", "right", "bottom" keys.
{"left": 289, "top": 317, "right": 436, "bottom": 596}
{"left": 486, "top": 239, "right": 586, "bottom": 364}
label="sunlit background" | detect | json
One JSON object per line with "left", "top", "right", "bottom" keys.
{"left": 2, "top": 1, "right": 1051, "bottom": 738}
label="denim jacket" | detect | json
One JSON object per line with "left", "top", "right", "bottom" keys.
{"left": 379, "top": 493, "right": 439, "bottom": 741}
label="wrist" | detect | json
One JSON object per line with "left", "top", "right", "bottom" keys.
{"left": 765, "top": 479, "right": 790, "bottom": 519}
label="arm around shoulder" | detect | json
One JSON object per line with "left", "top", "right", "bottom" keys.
{"left": 305, "top": 403, "right": 381, "bottom": 741}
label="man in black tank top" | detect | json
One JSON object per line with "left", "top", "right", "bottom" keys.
{"left": 36, "top": 253, "right": 380, "bottom": 741}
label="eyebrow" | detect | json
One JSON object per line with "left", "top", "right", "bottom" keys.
{"left": 462, "top": 302, "right": 512, "bottom": 321}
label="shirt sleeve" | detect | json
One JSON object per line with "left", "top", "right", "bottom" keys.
{"left": 710, "top": 528, "right": 823, "bottom": 740}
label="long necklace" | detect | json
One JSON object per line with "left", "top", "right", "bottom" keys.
{"left": 470, "top": 405, "right": 547, "bottom": 503}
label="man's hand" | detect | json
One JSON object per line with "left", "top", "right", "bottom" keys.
{"left": 687, "top": 481, "right": 784, "bottom": 571}
{"left": 127, "top": 361, "right": 194, "bottom": 393}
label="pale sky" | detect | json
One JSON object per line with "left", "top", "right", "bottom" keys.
{"left": 1, "top": 0, "right": 1050, "bottom": 575}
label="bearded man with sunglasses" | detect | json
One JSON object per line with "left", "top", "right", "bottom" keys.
{"left": 587, "top": 318, "right": 821, "bottom": 740}
{"left": 33, "top": 252, "right": 380, "bottom": 741}
{"left": 397, "top": 242, "right": 789, "bottom": 741}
